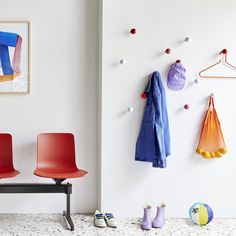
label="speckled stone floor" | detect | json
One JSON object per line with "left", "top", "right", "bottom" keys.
{"left": 0, "top": 214, "right": 235, "bottom": 236}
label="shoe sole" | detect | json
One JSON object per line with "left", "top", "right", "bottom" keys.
{"left": 94, "top": 223, "right": 106, "bottom": 228}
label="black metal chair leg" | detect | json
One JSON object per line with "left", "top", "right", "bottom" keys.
{"left": 63, "top": 210, "right": 74, "bottom": 231}
{"left": 63, "top": 185, "right": 74, "bottom": 231}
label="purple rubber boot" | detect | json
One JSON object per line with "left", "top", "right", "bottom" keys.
{"left": 152, "top": 203, "right": 166, "bottom": 228}
{"left": 141, "top": 205, "right": 152, "bottom": 230}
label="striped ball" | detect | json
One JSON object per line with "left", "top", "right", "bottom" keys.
{"left": 189, "top": 203, "right": 213, "bottom": 226}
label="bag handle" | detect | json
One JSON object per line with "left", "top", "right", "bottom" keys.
{"left": 205, "top": 96, "right": 221, "bottom": 125}
{"left": 203, "top": 96, "right": 215, "bottom": 125}
{"left": 208, "top": 96, "right": 215, "bottom": 110}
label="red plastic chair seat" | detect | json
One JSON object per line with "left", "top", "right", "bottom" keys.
{"left": 0, "top": 170, "right": 19, "bottom": 179}
{"left": 34, "top": 168, "right": 87, "bottom": 179}
{"left": 34, "top": 133, "right": 88, "bottom": 180}
{"left": 0, "top": 134, "right": 20, "bottom": 179}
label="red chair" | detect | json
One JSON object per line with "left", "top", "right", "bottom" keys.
{"left": 0, "top": 133, "right": 19, "bottom": 179}
{"left": 34, "top": 133, "right": 88, "bottom": 230}
{"left": 34, "top": 133, "right": 88, "bottom": 182}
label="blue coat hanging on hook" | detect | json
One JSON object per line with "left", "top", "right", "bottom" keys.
{"left": 135, "top": 71, "right": 171, "bottom": 168}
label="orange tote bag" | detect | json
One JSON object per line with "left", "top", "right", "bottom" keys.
{"left": 196, "top": 96, "right": 227, "bottom": 158}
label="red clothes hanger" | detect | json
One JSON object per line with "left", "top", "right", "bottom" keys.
{"left": 199, "top": 49, "right": 236, "bottom": 79}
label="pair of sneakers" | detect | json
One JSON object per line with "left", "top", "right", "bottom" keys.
{"left": 94, "top": 210, "right": 117, "bottom": 228}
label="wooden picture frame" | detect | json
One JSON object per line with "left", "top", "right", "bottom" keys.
{"left": 0, "top": 21, "right": 30, "bottom": 93}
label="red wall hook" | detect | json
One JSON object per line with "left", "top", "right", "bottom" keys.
{"left": 130, "top": 28, "right": 137, "bottom": 34}
{"left": 141, "top": 92, "right": 147, "bottom": 99}
{"left": 176, "top": 59, "right": 181, "bottom": 63}
{"left": 165, "top": 48, "right": 171, "bottom": 54}
{"left": 184, "top": 104, "right": 190, "bottom": 110}
{"left": 220, "top": 49, "right": 228, "bottom": 54}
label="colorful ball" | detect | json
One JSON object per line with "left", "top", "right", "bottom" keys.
{"left": 189, "top": 203, "right": 213, "bottom": 226}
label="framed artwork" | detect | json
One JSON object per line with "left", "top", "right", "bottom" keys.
{"left": 0, "top": 21, "right": 30, "bottom": 93}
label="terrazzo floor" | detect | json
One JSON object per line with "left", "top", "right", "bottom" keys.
{"left": 0, "top": 214, "right": 235, "bottom": 236}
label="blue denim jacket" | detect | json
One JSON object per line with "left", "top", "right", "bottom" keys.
{"left": 135, "top": 71, "right": 171, "bottom": 168}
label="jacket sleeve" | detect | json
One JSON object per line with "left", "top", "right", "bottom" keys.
{"left": 158, "top": 73, "right": 171, "bottom": 157}
{"left": 152, "top": 72, "right": 171, "bottom": 168}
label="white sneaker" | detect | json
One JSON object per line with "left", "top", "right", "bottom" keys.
{"left": 104, "top": 213, "right": 117, "bottom": 228}
{"left": 94, "top": 210, "right": 106, "bottom": 228}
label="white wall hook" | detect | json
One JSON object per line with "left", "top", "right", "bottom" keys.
{"left": 210, "top": 93, "right": 215, "bottom": 98}
{"left": 120, "top": 59, "right": 126, "bottom": 65}
{"left": 127, "top": 107, "right": 134, "bottom": 112}
{"left": 184, "top": 37, "right": 190, "bottom": 42}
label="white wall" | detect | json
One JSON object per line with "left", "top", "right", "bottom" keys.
{"left": 0, "top": 0, "right": 98, "bottom": 213}
{"left": 100, "top": 0, "right": 236, "bottom": 218}
{"left": 2, "top": 0, "right": 236, "bottom": 219}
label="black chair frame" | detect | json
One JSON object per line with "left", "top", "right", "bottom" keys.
{"left": 0, "top": 181, "right": 74, "bottom": 230}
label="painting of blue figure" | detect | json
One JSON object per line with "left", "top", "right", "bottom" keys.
{"left": 0, "top": 22, "right": 29, "bottom": 93}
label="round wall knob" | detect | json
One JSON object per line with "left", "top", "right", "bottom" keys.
{"left": 176, "top": 59, "right": 181, "bottom": 63}
{"left": 141, "top": 92, "right": 147, "bottom": 99}
{"left": 210, "top": 93, "right": 215, "bottom": 98}
{"left": 165, "top": 48, "right": 171, "bottom": 54}
{"left": 128, "top": 107, "right": 134, "bottom": 112}
{"left": 221, "top": 49, "right": 228, "bottom": 54}
{"left": 184, "top": 104, "right": 190, "bottom": 110}
{"left": 184, "top": 37, "right": 190, "bottom": 42}
{"left": 120, "top": 59, "right": 126, "bottom": 65}
{"left": 130, "top": 28, "right": 137, "bottom": 34}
